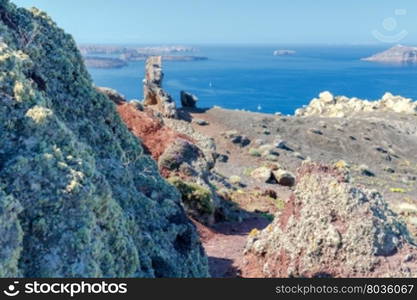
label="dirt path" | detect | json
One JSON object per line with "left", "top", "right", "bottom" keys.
{"left": 195, "top": 217, "right": 270, "bottom": 278}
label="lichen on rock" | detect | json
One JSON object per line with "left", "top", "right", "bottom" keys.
{"left": 243, "top": 162, "right": 417, "bottom": 278}
{"left": 0, "top": 0, "right": 208, "bottom": 278}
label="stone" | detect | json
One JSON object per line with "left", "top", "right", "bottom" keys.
{"left": 272, "top": 170, "right": 296, "bottom": 187}
{"left": 309, "top": 128, "right": 323, "bottom": 135}
{"left": 319, "top": 91, "right": 335, "bottom": 103}
{"left": 359, "top": 164, "right": 375, "bottom": 177}
{"left": 158, "top": 139, "right": 205, "bottom": 173}
{"left": 250, "top": 167, "right": 273, "bottom": 183}
{"left": 193, "top": 119, "right": 209, "bottom": 126}
{"left": 222, "top": 131, "right": 251, "bottom": 147}
{"left": 275, "top": 140, "right": 292, "bottom": 151}
{"left": 181, "top": 91, "right": 198, "bottom": 108}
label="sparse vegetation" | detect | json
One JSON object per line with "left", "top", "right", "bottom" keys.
{"left": 168, "top": 177, "right": 214, "bottom": 216}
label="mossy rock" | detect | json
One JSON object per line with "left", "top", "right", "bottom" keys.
{"left": 0, "top": 0, "right": 208, "bottom": 278}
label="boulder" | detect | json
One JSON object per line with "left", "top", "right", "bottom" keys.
{"left": 193, "top": 119, "right": 209, "bottom": 126}
{"left": 319, "top": 91, "right": 335, "bottom": 103}
{"left": 272, "top": 170, "right": 295, "bottom": 187}
{"left": 181, "top": 91, "right": 198, "bottom": 108}
{"left": 275, "top": 140, "right": 293, "bottom": 151}
{"left": 222, "top": 131, "right": 251, "bottom": 147}
{"left": 250, "top": 167, "right": 273, "bottom": 183}
{"left": 159, "top": 138, "right": 207, "bottom": 175}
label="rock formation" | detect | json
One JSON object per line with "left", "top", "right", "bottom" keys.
{"left": 362, "top": 45, "right": 417, "bottom": 64}
{"left": 106, "top": 87, "right": 242, "bottom": 225}
{"left": 181, "top": 91, "right": 198, "bottom": 108}
{"left": 243, "top": 163, "right": 417, "bottom": 277}
{"left": 0, "top": 0, "right": 208, "bottom": 277}
{"left": 296, "top": 91, "right": 417, "bottom": 117}
{"left": 143, "top": 56, "right": 177, "bottom": 118}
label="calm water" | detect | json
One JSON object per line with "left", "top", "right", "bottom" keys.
{"left": 88, "top": 45, "right": 417, "bottom": 115}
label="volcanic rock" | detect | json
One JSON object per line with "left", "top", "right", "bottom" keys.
{"left": 0, "top": 0, "right": 208, "bottom": 278}
{"left": 272, "top": 170, "right": 295, "bottom": 187}
{"left": 181, "top": 91, "right": 198, "bottom": 108}
{"left": 143, "top": 56, "right": 177, "bottom": 118}
{"left": 296, "top": 91, "right": 417, "bottom": 117}
{"left": 243, "top": 163, "right": 417, "bottom": 278}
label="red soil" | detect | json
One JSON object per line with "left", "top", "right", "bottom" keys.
{"left": 117, "top": 103, "right": 193, "bottom": 160}
{"left": 195, "top": 217, "right": 270, "bottom": 278}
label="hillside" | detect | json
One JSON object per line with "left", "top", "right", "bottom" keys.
{"left": 0, "top": 0, "right": 208, "bottom": 277}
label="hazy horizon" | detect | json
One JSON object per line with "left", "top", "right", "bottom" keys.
{"left": 12, "top": 0, "right": 417, "bottom": 45}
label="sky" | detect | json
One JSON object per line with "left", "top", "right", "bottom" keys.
{"left": 11, "top": 0, "right": 417, "bottom": 45}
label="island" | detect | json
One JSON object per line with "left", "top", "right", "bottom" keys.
{"left": 120, "top": 52, "right": 208, "bottom": 62}
{"left": 362, "top": 45, "right": 417, "bottom": 64}
{"left": 78, "top": 45, "right": 207, "bottom": 68}
{"left": 83, "top": 56, "right": 128, "bottom": 69}
{"left": 273, "top": 49, "right": 296, "bottom": 56}
{"left": 79, "top": 45, "right": 197, "bottom": 56}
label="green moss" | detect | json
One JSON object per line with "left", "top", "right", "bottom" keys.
{"left": 0, "top": 190, "right": 23, "bottom": 277}
{"left": 168, "top": 177, "right": 214, "bottom": 216}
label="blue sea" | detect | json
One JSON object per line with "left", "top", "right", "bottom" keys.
{"left": 88, "top": 45, "right": 417, "bottom": 115}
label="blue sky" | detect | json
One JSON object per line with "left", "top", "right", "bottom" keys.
{"left": 12, "top": 0, "right": 417, "bottom": 45}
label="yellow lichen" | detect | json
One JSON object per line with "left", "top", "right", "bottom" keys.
{"left": 25, "top": 106, "right": 53, "bottom": 124}
{"left": 249, "top": 228, "right": 260, "bottom": 237}
{"left": 390, "top": 188, "right": 406, "bottom": 194}
{"left": 334, "top": 160, "right": 349, "bottom": 169}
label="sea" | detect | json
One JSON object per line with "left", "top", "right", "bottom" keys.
{"left": 87, "top": 45, "right": 417, "bottom": 115}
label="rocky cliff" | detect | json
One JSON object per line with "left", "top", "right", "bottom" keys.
{"left": 0, "top": 0, "right": 208, "bottom": 277}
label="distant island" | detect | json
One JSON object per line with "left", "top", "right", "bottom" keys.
{"left": 273, "top": 49, "right": 296, "bottom": 56}
{"left": 79, "top": 45, "right": 197, "bottom": 56}
{"left": 120, "top": 52, "right": 208, "bottom": 62}
{"left": 83, "top": 56, "right": 128, "bottom": 69}
{"left": 362, "top": 45, "right": 417, "bottom": 64}
{"left": 79, "top": 45, "right": 208, "bottom": 69}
